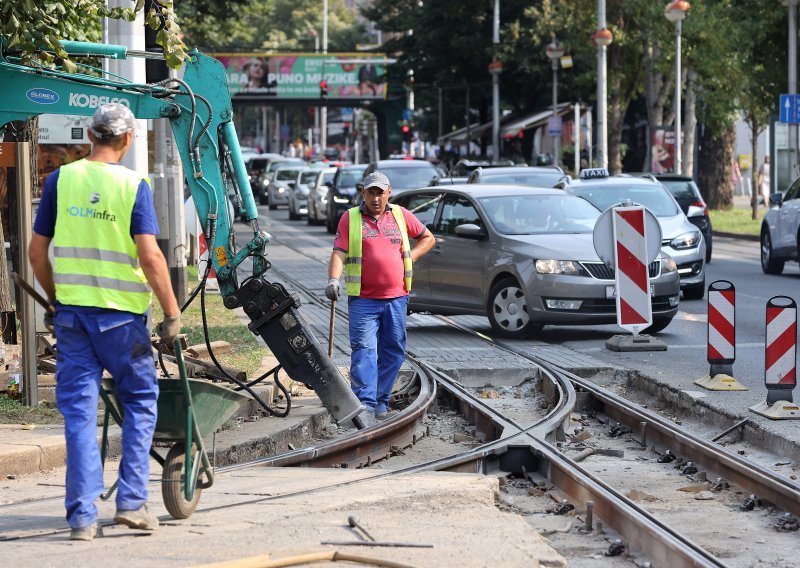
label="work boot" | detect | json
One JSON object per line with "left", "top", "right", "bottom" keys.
{"left": 355, "top": 410, "right": 377, "bottom": 428}
{"left": 114, "top": 504, "right": 159, "bottom": 530}
{"left": 69, "top": 522, "right": 98, "bottom": 541}
{"left": 375, "top": 409, "right": 399, "bottom": 422}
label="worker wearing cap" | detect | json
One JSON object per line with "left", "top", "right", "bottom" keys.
{"left": 326, "top": 172, "right": 434, "bottom": 426}
{"left": 29, "top": 103, "right": 180, "bottom": 540}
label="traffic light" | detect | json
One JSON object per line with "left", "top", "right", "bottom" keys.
{"left": 401, "top": 123, "right": 411, "bottom": 143}
{"left": 319, "top": 80, "right": 328, "bottom": 100}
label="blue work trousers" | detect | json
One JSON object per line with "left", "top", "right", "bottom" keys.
{"left": 347, "top": 296, "right": 408, "bottom": 414}
{"left": 54, "top": 306, "right": 158, "bottom": 529}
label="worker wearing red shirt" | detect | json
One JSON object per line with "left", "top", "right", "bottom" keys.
{"left": 326, "top": 172, "right": 434, "bottom": 426}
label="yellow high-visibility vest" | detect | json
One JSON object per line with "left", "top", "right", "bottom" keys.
{"left": 53, "top": 159, "right": 151, "bottom": 313}
{"left": 345, "top": 206, "right": 412, "bottom": 296}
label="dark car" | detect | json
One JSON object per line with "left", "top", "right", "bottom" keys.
{"left": 362, "top": 159, "right": 441, "bottom": 196}
{"left": 326, "top": 164, "right": 369, "bottom": 233}
{"left": 467, "top": 166, "right": 567, "bottom": 187}
{"left": 629, "top": 173, "right": 712, "bottom": 263}
{"left": 245, "top": 154, "right": 283, "bottom": 205}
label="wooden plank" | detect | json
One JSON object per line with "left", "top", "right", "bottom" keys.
{"left": 186, "top": 341, "right": 231, "bottom": 359}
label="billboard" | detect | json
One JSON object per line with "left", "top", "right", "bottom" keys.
{"left": 651, "top": 126, "right": 675, "bottom": 174}
{"left": 212, "top": 53, "right": 387, "bottom": 100}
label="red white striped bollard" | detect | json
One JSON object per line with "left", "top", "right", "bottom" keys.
{"left": 764, "top": 296, "right": 796, "bottom": 403}
{"left": 612, "top": 206, "right": 652, "bottom": 335}
{"left": 707, "top": 280, "right": 735, "bottom": 376}
{"left": 750, "top": 296, "right": 800, "bottom": 419}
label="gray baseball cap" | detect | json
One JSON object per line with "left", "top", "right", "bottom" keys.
{"left": 88, "top": 103, "right": 137, "bottom": 139}
{"left": 363, "top": 172, "right": 391, "bottom": 191}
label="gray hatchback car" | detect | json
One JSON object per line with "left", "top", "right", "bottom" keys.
{"left": 390, "top": 185, "right": 681, "bottom": 338}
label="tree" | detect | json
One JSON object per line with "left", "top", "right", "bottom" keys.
{"left": 1, "top": 0, "right": 187, "bottom": 70}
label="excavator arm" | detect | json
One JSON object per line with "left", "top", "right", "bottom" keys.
{"left": 0, "top": 39, "right": 363, "bottom": 424}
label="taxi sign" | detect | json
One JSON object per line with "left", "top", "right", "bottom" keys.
{"left": 581, "top": 167, "right": 609, "bottom": 180}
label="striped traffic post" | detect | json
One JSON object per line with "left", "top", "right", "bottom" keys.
{"left": 750, "top": 296, "right": 800, "bottom": 419}
{"left": 695, "top": 281, "right": 747, "bottom": 390}
{"left": 612, "top": 206, "right": 652, "bottom": 335}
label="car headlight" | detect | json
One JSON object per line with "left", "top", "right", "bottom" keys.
{"left": 670, "top": 231, "right": 701, "bottom": 250}
{"left": 535, "top": 260, "right": 584, "bottom": 275}
{"left": 660, "top": 254, "right": 677, "bottom": 273}
{"left": 333, "top": 195, "right": 350, "bottom": 204}
{"left": 277, "top": 186, "right": 286, "bottom": 194}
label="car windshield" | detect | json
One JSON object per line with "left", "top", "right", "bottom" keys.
{"left": 658, "top": 179, "right": 698, "bottom": 202}
{"left": 277, "top": 169, "right": 301, "bottom": 181}
{"left": 478, "top": 172, "right": 563, "bottom": 187}
{"left": 338, "top": 170, "right": 366, "bottom": 187}
{"left": 569, "top": 184, "right": 679, "bottom": 217}
{"left": 301, "top": 171, "right": 318, "bottom": 184}
{"left": 478, "top": 194, "right": 600, "bottom": 234}
{"left": 382, "top": 165, "right": 438, "bottom": 190}
{"left": 249, "top": 159, "right": 268, "bottom": 171}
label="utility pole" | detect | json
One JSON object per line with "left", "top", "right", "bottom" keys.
{"left": 491, "top": 0, "right": 501, "bottom": 160}
{"left": 594, "top": 0, "right": 612, "bottom": 169}
{"left": 321, "top": 0, "right": 329, "bottom": 151}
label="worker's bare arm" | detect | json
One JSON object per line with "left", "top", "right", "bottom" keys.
{"left": 135, "top": 233, "right": 180, "bottom": 317}
{"left": 328, "top": 250, "right": 346, "bottom": 280}
{"left": 410, "top": 228, "right": 435, "bottom": 262}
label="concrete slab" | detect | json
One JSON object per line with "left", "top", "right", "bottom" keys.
{"left": 1, "top": 467, "right": 566, "bottom": 568}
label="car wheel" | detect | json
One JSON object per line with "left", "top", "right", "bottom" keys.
{"left": 682, "top": 280, "right": 705, "bottom": 300}
{"left": 761, "top": 229, "right": 784, "bottom": 274}
{"left": 289, "top": 207, "right": 298, "bottom": 220}
{"left": 307, "top": 209, "right": 315, "bottom": 225}
{"left": 269, "top": 203, "right": 277, "bottom": 211}
{"left": 642, "top": 317, "right": 673, "bottom": 334}
{"left": 258, "top": 192, "right": 269, "bottom": 206}
{"left": 326, "top": 214, "right": 336, "bottom": 234}
{"left": 486, "top": 278, "right": 541, "bottom": 338}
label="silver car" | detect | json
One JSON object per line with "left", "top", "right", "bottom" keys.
{"left": 287, "top": 168, "right": 320, "bottom": 220}
{"left": 267, "top": 164, "right": 304, "bottom": 210}
{"left": 761, "top": 175, "right": 800, "bottom": 274}
{"left": 390, "top": 185, "right": 681, "bottom": 338}
{"left": 562, "top": 170, "right": 706, "bottom": 300}
{"left": 307, "top": 167, "right": 338, "bottom": 225}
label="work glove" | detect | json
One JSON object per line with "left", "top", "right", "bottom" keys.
{"left": 325, "top": 278, "right": 341, "bottom": 301}
{"left": 156, "top": 315, "right": 181, "bottom": 344}
{"left": 44, "top": 311, "right": 55, "bottom": 335}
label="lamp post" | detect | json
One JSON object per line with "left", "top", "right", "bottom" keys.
{"left": 783, "top": 0, "right": 799, "bottom": 181}
{"left": 546, "top": 37, "right": 565, "bottom": 166}
{"left": 592, "top": 0, "right": 613, "bottom": 169}
{"left": 491, "top": 0, "right": 500, "bottom": 161}
{"left": 321, "top": 0, "right": 329, "bottom": 151}
{"left": 664, "top": 0, "right": 690, "bottom": 175}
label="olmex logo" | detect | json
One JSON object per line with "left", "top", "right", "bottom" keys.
{"left": 26, "top": 88, "right": 59, "bottom": 105}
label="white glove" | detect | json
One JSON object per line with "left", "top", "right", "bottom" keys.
{"left": 325, "top": 278, "right": 341, "bottom": 301}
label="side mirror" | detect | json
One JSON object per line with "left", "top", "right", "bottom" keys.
{"left": 769, "top": 192, "right": 784, "bottom": 207}
{"left": 288, "top": 182, "right": 296, "bottom": 189}
{"left": 454, "top": 223, "right": 486, "bottom": 238}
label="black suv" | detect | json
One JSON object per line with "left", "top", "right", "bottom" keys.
{"left": 646, "top": 173, "right": 713, "bottom": 263}
{"left": 361, "top": 159, "right": 441, "bottom": 197}
{"left": 326, "top": 164, "right": 368, "bottom": 233}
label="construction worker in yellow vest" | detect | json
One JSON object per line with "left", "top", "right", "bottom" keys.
{"left": 326, "top": 172, "right": 434, "bottom": 426}
{"left": 29, "top": 103, "right": 180, "bottom": 541}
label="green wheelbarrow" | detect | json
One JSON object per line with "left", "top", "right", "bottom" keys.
{"left": 99, "top": 338, "right": 249, "bottom": 519}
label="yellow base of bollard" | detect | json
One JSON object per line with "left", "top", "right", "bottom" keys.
{"left": 694, "top": 374, "right": 749, "bottom": 391}
{"left": 749, "top": 400, "right": 800, "bottom": 420}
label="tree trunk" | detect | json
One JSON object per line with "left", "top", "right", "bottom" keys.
{"left": 683, "top": 68, "right": 697, "bottom": 178}
{"left": 699, "top": 123, "right": 735, "bottom": 210}
{"left": 746, "top": 113, "right": 766, "bottom": 221}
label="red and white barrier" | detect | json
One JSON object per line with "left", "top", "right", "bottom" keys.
{"left": 750, "top": 296, "right": 800, "bottom": 419}
{"left": 696, "top": 280, "right": 747, "bottom": 390}
{"left": 612, "top": 206, "right": 652, "bottom": 335}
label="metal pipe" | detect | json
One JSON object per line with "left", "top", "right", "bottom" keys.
{"left": 790, "top": 0, "right": 798, "bottom": 180}
{"left": 15, "top": 143, "right": 37, "bottom": 406}
{"left": 597, "top": 0, "right": 608, "bottom": 168}
{"left": 675, "top": 18, "right": 683, "bottom": 175}
{"left": 491, "top": 0, "right": 500, "bottom": 160}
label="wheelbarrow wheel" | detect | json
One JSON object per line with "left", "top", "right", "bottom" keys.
{"left": 162, "top": 443, "right": 202, "bottom": 519}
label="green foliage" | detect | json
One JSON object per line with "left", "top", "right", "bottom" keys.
{"left": 1, "top": 0, "right": 188, "bottom": 70}
{"left": 177, "top": 0, "right": 364, "bottom": 53}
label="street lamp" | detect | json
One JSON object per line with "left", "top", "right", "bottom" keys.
{"left": 664, "top": 0, "right": 690, "bottom": 175}
{"left": 782, "top": 0, "right": 799, "bottom": 181}
{"left": 593, "top": 0, "right": 613, "bottom": 169}
{"left": 546, "top": 37, "right": 565, "bottom": 166}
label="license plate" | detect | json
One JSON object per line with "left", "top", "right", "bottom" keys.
{"left": 606, "top": 285, "right": 655, "bottom": 299}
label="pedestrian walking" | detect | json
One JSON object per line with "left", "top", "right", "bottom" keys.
{"left": 757, "top": 155, "right": 771, "bottom": 206}
{"left": 325, "top": 172, "right": 434, "bottom": 426}
{"left": 28, "top": 103, "right": 181, "bottom": 541}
